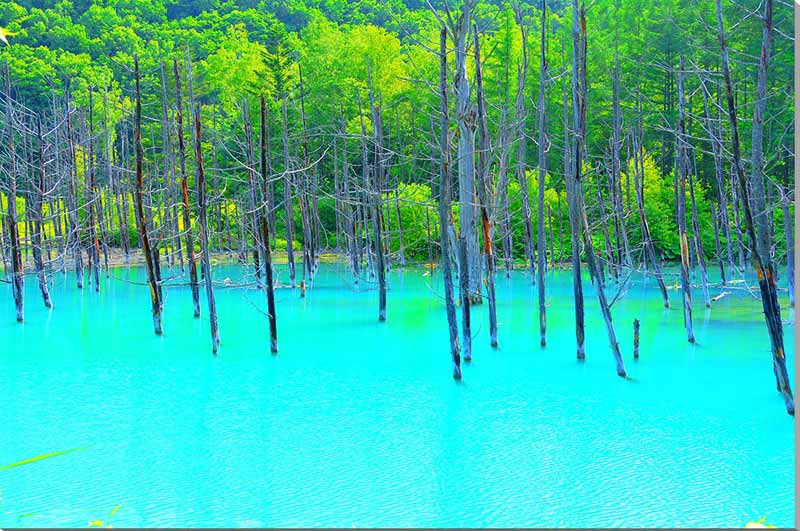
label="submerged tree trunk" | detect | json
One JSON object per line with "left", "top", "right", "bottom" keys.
{"left": 716, "top": 0, "right": 793, "bottom": 414}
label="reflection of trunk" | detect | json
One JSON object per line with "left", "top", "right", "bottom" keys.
{"left": 4, "top": 64, "right": 23, "bottom": 322}
{"left": 474, "top": 23, "right": 498, "bottom": 348}
{"left": 439, "top": 29, "right": 461, "bottom": 380}
{"left": 174, "top": 58, "right": 201, "bottom": 318}
{"left": 676, "top": 57, "right": 696, "bottom": 343}
{"left": 716, "top": 0, "right": 793, "bottom": 414}
{"left": 134, "top": 56, "right": 163, "bottom": 335}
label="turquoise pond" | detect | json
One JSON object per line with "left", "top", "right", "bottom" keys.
{"left": 0, "top": 261, "right": 795, "bottom": 527}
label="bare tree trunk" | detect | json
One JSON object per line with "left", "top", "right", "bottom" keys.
{"left": 565, "top": 4, "right": 585, "bottom": 360}
{"left": 452, "top": 0, "right": 481, "bottom": 302}
{"left": 193, "top": 102, "right": 220, "bottom": 354}
{"left": 676, "top": 57, "right": 696, "bottom": 342}
{"left": 439, "top": 28, "right": 461, "bottom": 380}
{"left": 536, "top": 3, "right": 548, "bottom": 347}
{"left": 280, "top": 96, "right": 296, "bottom": 287}
{"left": 4, "top": 63, "right": 24, "bottom": 322}
{"left": 474, "top": 22, "right": 498, "bottom": 348}
{"left": 367, "top": 62, "right": 387, "bottom": 322}
{"left": 715, "top": 0, "right": 793, "bottom": 414}
{"left": 688, "top": 150, "right": 711, "bottom": 307}
{"left": 610, "top": 26, "right": 632, "bottom": 271}
{"left": 34, "top": 118, "right": 53, "bottom": 308}
{"left": 596, "top": 179, "right": 614, "bottom": 285}
{"left": 86, "top": 89, "right": 100, "bottom": 292}
{"left": 701, "top": 80, "right": 732, "bottom": 282}
{"left": 260, "top": 95, "right": 278, "bottom": 353}
{"left": 572, "top": 2, "right": 626, "bottom": 376}
{"left": 134, "top": 56, "right": 163, "bottom": 335}
{"left": 780, "top": 179, "right": 794, "bottom": 307}
{"left": 65, "top": 85, "right": 84, "bottom": 289}
{"left": 341, "top": 116, "right": 359, "bottom": 284}
{"left": 174, "top": 58, "right": 201, "bottom": 318}
{"left": 243, "top": 102, "right": 262, "bottom": 287}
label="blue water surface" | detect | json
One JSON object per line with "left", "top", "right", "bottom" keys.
{"left": 0, "top": 262, "right": 794, "bottom": 527}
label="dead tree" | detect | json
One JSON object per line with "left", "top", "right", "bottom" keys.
{"left": 133, "top": 56, "right": 163, "bottom": 335}
{"left": 688, "top": 149, "right": 711, "bottom": 308}
{"left": 474, "top": 23, "right": 498, "bottom": 348}
{"left": 280, "top": 95, "right": 296, "bottom": 287}
{"left": 565, "top": 3, "right": 585, "bottom": 360}
{"left": 632, "top": 118, "right": 669, "bottom": 308}
{"left": 700, "top": 79, "right": 732, "bottom": 283}
{"left": 513, "top": 7, "right": 536, "bottom": 284}
{"left": 64, "top": 83, "right": 84, "bottom": 289}
{"left": 536, "top": 2, "right": 548, "bottom": 347}
{"left": 33, "top": 118, "right": 53, "bottom": 308}
{"left": 173, "top": 58, "right": 201, "bottom": 318}
{"left": 676, "top": 57, "right": 696, "bottom": 343}
{"left": 260, "top": 95, "right": 278, "bottom": 353}
{"left": 571, "top": 1, "right": 626, "bottom": 377}
{"left": 367, "top": 61, "right": 387, "bottom": 322}
{"left": 193, "top": 102, "right": 220, "bottom": 354}
{"left": 4, "top": 63, "right": 23, "bottom": 322}
{"left": 439, "top": 28, "right": 461, "bottom": 380}
{"left": 715, "top": 0, "right": 793, "bottom": 414}
{"left": 86, "top": 88, "right": 100, "bottom": 292}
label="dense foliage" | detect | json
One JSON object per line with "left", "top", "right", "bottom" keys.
{"left": 0, "top": 0, "right": 793, "bottom": 262}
